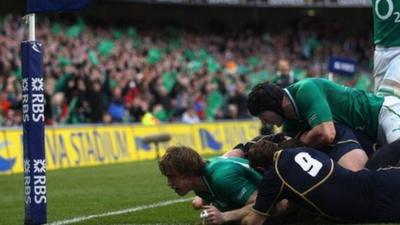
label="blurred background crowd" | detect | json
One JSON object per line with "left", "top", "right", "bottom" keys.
{"left": 0, "top": 13, "right": 373, "bottom": 126}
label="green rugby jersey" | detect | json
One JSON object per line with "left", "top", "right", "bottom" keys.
{"left": 372, "top": 0, "right": 400, "bottom": 47}
{"left": 195, "top": 157, "right": 262, "bottom": 212}
{"left": 284, "top": 78, "right": 384, "bottom": 139}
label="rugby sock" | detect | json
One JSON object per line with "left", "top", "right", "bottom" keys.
{"left": 366, "top": 139, "right": 400, "bottom": 169}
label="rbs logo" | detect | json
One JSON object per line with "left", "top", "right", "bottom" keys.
{"left": 22, "top": 77, "right": 45, "bottom": 123}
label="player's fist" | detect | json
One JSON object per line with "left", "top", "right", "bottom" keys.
{"left": 202, "top": 205, "right": 224, "bottom": 225}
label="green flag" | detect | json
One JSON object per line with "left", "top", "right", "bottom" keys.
{"left": 187, "top": 60, "right": 203, "bottom": 73}
{"left": 237, "top": 65, "right": 250, "bottom": 75}
{"left": 162, "top": 71, "right": 178, "bottom": 93}
{"left": 248, "top": 56, "right": 261, "bottom": 67}
{"left": 206, "top": 57, "right": 221, "bottom": 74}
{"left": 88, "top": 50, "right": 99, "bottom": 65}
{"left": 184, "top": 49, "right": 196, "bottom": 60}
{"left": 58, "top": 56, "right": 71, "bottom": 68}
{"left": 51, "top": 22, "right": 62, "bottom": 35}
{"left": 147, "top": 48, "right": 163, "bottom": 65}
{"left": 98, "top": 39, "right": 115, "bottom": 57}
{"left": 198, "top": 49, "right": 208, "bottom": 60}
{"left": 206, "top": 90, "right": 224, "bottom": 120}
{"left": 66, "top": 18, "right": 85, "bottom": 37}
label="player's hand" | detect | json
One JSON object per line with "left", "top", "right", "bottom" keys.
{"left": 202, "top": 205, "right": 224, "bottom": 225}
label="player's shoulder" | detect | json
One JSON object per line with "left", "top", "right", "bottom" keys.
{"left": 299, "top": 78, "right": 331, "bottom": 87}
{"left": 207, "top": 157, "right": 250, "bottom": 172}
{"left": 278, "top": 147, "right": 329, "bottom": 164}
{"left": 288, "top": 78, "right": 325, "bottom": 93}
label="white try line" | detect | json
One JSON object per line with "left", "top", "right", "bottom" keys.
{"left": 46, "top": 198, "right": 192, "bottom": 225}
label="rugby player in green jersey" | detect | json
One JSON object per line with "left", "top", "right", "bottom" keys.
{"left": 247, "top": 78, "right": 400, "bottom": 170}
{"left": 158, "top": 145, "right": 262, "bottom": 225}
{"left": 372, "top": 0, "right": 400, "bottom": 97}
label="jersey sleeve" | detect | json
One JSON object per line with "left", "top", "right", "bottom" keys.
{"left": 253, "top": 168, "right": 284, "bottom": 215}
{"left": 212, "top": 163, "right": 260, "bottom": 206}
{"left": 295, "top": 82, "right": 333, "bottom": 128}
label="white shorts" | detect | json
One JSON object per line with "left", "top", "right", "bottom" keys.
{"left": 373, "top": 46, "right": 400, "bottom": 96}
{"left": 377, "top": 96, "right": 400, "bottom": 145}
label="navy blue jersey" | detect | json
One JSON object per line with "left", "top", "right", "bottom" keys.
{"left": 253, "top": 147, "right": 400, "bottom": 222}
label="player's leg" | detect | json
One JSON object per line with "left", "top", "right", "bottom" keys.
{"left": 337, "top": 149, "right": 368, "bottom": 172}
{"left": 324, "top": 123, "right": 368, "bottom": 171}
{"left": 366, "top": 139, "right": 400, "bottom": 169}
{"left": 376, "top": 52, "right": 400, "bottom": 97}
{"left": 377, "top": 96, "right": 400, "bottom": 145}
{"left": 373, "top": 47, "right": 388, "bottom": 93}
{"left": 372, "top": 168, "right": 400, "bottom": 222}
{"left": 367, "top": 98, "right": 400, "bottom": 169}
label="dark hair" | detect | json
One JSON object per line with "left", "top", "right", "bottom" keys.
{"left": 158, "top": 146, "right": 205, "bottom": 177}
{"left": 247, "top": 82, "right": 285, "bottom": 117}
{"left": 278, "top": 139, "right": 305, "bottom": 149}
{"left": 234, "top": 133, "right": 287, "bottom": 154}
{"left": 247, "top": 140, "right": 280, "bottom": 169}
{"left": 247, "top": 138, "right": 305, "bottom": 169}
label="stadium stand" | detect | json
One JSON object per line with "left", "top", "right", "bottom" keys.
{"left": 0, "top": 4, "right": 373, "bottom": 127}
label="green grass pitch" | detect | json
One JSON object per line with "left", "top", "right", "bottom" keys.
{"left": 0, "top": 159, "right": 399, "bottom": 225}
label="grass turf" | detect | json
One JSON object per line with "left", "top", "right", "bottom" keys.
{"left": 0, "top": 159, "right": 398, "bottom": 225}
{"left": 1, "top": 160, "right": 198, "bottom": 225}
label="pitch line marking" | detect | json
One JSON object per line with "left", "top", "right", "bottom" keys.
{"left": 46, "top": 198, "right": 192, "bottom": 225}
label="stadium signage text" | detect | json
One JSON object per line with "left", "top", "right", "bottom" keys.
{"left": 336, "top": 0, "right": 370, "bottom": 6}
{"left": 46, "top": 130, "right": 130, "bottom": 167}
{"left": 1, "top": 121, "right": 260, "bottom": 174}
{"left": 22, "top": 78, "right": 45, "bottom": 123}
{"left": 328, "top": 57, "right": 357, "bottom": 76}
{"left": 269, "top": 0, "right": 305, "bottom": 6}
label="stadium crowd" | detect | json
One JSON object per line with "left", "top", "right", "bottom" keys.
{"left": 0, "top": 14, "right": 373, "bottom": 126}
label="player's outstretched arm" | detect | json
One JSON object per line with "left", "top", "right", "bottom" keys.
{"left": 202, "top": 192, "right": 257, "bottom": 225}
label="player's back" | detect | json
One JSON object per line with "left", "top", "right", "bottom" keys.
{"left": 196, "top": 157, "right": 262, "bottom": 211}
{"left": 372, "top": 0, "right": 400, "bottom": 47}
{"left": 285, "top": 78, "right": 383, "bottom": 138}
{"left": 275, "top": 147, "right": 399, "bottom": 222}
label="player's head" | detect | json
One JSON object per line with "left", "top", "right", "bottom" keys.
{"left": 233, "top": 133, "right": 287, "bottom": 154}
{"left": 247, "top": 140, "right": 280, "bottom": 171}
{"left": 278, "top": 59, "right": 290, "bottom": 76}
{"left": 247, "top": 82, "right": 285, "bottom": 125}
{"left": 247, "top": 137, "right": 305, "bottom": 171}
{"left": 159, "top": 145, "right": 205, "bottom": 196}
